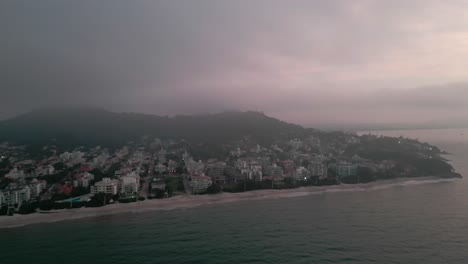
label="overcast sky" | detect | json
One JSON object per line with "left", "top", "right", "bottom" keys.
{"left": 2, "top": 0, "right": 468, "bottom": 125}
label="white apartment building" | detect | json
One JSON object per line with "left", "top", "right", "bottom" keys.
{"left": 29, "top": 179, "right": 47, "bottom": 198}
{"left": 309, "top": 163, "right": 328, "bottom": 180}
{"left": 2, "top": 186, "right": 31, "bottom": 205}
{"left": 240, "top": 163, "right": 263, "bottom": 181}
{"left": 119, "top": 175, "right": 140, "bottom": 194}
{"left": 91, "top": 178, "right": 119, "bottom": 195}
{"left": 73, "top": 172, "right": 95, "bottom": 188}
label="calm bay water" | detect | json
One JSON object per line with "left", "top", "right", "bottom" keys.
{"left": 2, "top": 129, "right": 468, "bottom": 264}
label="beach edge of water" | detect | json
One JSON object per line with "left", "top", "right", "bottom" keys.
{"left": 0, "top": 176, "right": 459, "bottom": 229}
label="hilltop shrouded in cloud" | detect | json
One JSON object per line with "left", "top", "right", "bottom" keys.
{"left": 1, "top": 0, "right": 468, "bottom": 126}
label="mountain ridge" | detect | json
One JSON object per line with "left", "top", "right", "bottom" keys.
{"left": 0, "top": 108, "right": 309, "bottom": 148}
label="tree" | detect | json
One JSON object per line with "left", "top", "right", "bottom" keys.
{"left": 19, "top": 202, "right": 38, "bottom": 214}
{"left": 71, "top": 186, "right": 90, "bottom": 197}
{"left": 39, "top": 200, "right": 55, "bottom": 211}
{"left": 53, "top": 162, "right": 65, "bottom": 171}
{"left": 89, "top": 168, "right": 105, "bottom": 182}
{"left": 105, "top": 163, "right": 121, "bottom": 178}
{"left": 86, "top": 193, "right": 113, "bottom": 207}
{"left": 206, "top": 183, "right": 222, "bottom": 194}
{"left": 175, "top": 166, "right": 185, "bottom": 174}
{"left": 284, "top": 177, "right": 295, "bottom": 188}
{"left": 356, "top": 167, "right": 375, "bottom": 183}
{"left": 150, "top": 189, "right": 162, "bottom": 198}
{"left": 51, "top": 192, "right": 70, "bottom": 201}
{"left": 0, "top": 205, "right": 8, "bottom": 215}
{"left": 39, "top": 169, "right": 70, "bottom": 184}
{"left": 0, "top": 177, "right": 12, "bottom": 190}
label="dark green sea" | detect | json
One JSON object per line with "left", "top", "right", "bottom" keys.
{"left": 2, "top": 129, "right": 468, "bottom": 264}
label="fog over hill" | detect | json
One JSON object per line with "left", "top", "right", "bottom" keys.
{"left": 2, "top": 83, "right": 468, "bottom": 131}
{"left": 288, "top": 82, "right": 468, "bottom": 129}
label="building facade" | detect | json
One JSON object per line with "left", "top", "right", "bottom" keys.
{"left": 29, "top": 179, "right": 47, "bottom": 198}
{"left": 309, "top": 163, "right": 328, "bottom": 180}
{"left": 119, "top": 176, "right": 140, "bottom": 194}
{"left": 73, "top": 172, "right": 94, "bottom": 188}
{"left": 190, "top": 174, "right": 213, "bottom": 194}
{"left": 1, "top": 186, "right": 31, "bottom": 205}
{"left": 265, "top": 164, "right": 284, "bottom": 178}
{"left": 91, "top": 178, "right": 119, "bottom": 195}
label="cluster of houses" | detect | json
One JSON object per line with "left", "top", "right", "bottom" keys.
{"left": 1, "top": 132, "right": 422, "bottom": 211}
{"left": 0, "top": 144, "right": 150, "bottom": 207}
{"left": 182, "top": 134, "right": 401, "bottom": 190}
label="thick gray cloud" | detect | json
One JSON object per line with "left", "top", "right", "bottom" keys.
{"left": 1, "top": 0, "right": 468, "bottom": 125}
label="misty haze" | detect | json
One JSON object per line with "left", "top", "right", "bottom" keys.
{"left": 1, "top": 1, "right": 468, "bottom": 264}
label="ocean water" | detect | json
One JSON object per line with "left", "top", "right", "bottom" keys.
{"left": 2, "top": 129, "right": 468, "bottom": 264}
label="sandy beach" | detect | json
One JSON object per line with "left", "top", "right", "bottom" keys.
{"left": 0, "top": 177, "right": 458, "bottom": 229}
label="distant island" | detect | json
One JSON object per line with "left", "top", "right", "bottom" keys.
{"left": 0, "top": 108, "right": 462, "bottom": 217}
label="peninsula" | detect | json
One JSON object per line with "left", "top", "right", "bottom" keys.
{"left": 0, "top": 109, "right": 462, "bottom": 219}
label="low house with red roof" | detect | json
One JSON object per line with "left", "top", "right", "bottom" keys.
{"left": 58, "top": 183, "right": 73, "bottom": 196}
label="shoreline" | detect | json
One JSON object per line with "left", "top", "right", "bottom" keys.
{"left": 0, "top": 176, "right": 460, "bottom": 229}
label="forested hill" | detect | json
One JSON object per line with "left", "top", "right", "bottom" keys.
{"left": 0, "top": 108, "right": 310, "bottom": 148}
{"left": 0, "top": 108, "right": 461, "bottom": 179}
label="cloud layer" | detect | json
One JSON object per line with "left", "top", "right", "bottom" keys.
{"left": 1, "top": 0, "right": 468, "bottom": 125}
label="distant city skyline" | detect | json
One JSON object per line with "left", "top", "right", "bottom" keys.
{"left": 2, "top": 0, "right": 468, "bottom": 125}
